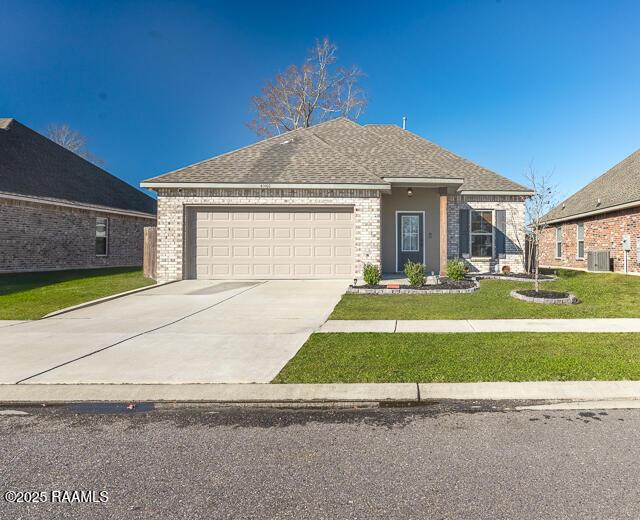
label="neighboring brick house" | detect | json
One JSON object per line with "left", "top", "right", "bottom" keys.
{"left": 0, "top": 118, "right": 156, "bottom": 273}
{"left": 141, "top": 118, "right": 532, "bottom": 282}
{"left": 540, "top": 149, "right": 640, "bottom": 274}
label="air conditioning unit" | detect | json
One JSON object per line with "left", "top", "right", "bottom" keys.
{"left": 587, "top": 250, "right": 611, "bottom": 272}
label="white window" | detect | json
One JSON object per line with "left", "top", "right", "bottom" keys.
{"left": 555, "top": 226, "right": 563, "bottom": 258}
{"left": 401, "top": 215, "right": 419, "bottom": 252}
{"left": 96, "top": 217, "right": 108, "bottom": 256}
{"left": 576, "top": 222, "right": 585, "bottom": 260}
{"left": 470, "top": 210, "right": 493, "bottom": 257}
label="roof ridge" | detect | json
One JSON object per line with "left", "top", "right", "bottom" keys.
{"left": 362, "top": 125, "right": 461, "bottom": 177}
{"left": 308, "top": 131, "right": 385, "bottom": 183}
{"left": 146, "top": 126, "right": 310, "bottom": 182}
{"left": 367, "top": 125, "right": 531, "bottom": 191}
{"left": 144, "top": 119, "right": 363, "bottom": 183}
{"left": 548, "top": 147, "right": 640, "bottom": 212}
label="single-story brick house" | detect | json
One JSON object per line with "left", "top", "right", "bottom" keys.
{"left": 540, "top": 149, "right": 640, "bottom": 274}
{"left": 141, "top": 118, "right": 532, "bottom": 282}
{"left": 0, "top": 118, "right": 156, "bottom": 273}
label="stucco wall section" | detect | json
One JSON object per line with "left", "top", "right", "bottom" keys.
{"left": 539, "top": 206, "right": 640, "bottom": 273}
{"left": 380, "top": 188, "right": 440, "bottom": 273}
{"left": 155, "top": 188, "right": 381, "bottom": 281}
{"left": 0, "top": 197, "right": 155, "bottom": 273}
{"left": 447, "top": 195, "right": 527, "bottom": 273}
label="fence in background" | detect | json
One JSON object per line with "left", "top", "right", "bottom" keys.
{"left": 143, "top": 226, "right": 157, "bottom": 279}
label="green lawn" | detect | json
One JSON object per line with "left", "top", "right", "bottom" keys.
{"left": 330, "top": 269, "right": 640, "bottom": 320}
{"left": 273, "top": 332, "right": 640, "bottom": 383}
{"left": 0, "top": 267, "right": 155, "bottom": 320}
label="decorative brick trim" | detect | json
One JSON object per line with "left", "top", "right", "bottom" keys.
{"left": 155, "top": 188, "right": 382, "bottom": 281}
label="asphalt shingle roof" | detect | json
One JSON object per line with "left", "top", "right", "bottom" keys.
{"left": 542, "top": 149, "right": 640, "bottom": 223}
{"left": 0, "top": 119, "right": 156, "bottom": 215}
{"left": 144, "top": 117, "right": 530, "bottom": 193}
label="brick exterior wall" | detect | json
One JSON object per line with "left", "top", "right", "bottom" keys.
{"left": 155, "top": 188, "right": 381, "bottom": 282}
{"left": 539, "top": 206, "right": 640, "bottom": 273}
{"left": 447, "top": 195, "right": 527, "bottom": 273}
{"left": 0, "top": 197, "right": 155, "bottom": 273}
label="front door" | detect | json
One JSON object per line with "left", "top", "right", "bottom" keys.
{"left": 396, "top": 212, "right": 424, "bottom": 271}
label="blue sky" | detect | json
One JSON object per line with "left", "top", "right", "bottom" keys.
{"left": 2, "top": 0, "right": 638, "bottom": 200}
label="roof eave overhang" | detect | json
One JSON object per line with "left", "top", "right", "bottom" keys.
{"left": 140, "top": 182, "right": 392, "bottom": 192}
{"left": 542, "top": 199, "right": 640, "bottom": 225}
{"left": 458, "top": 190, "right": 534, "bottom": 196}
{"left": 383, "top": 177, "right": 464, "bottom": 187}
{"left": 0, "top": 191, "right": 156, "bottom": 219}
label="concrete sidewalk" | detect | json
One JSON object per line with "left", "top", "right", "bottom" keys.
{"left": 318, "top": 318, "right": 640, "bottom": 333}
{"left": 3, "top": 381, "right": 640, "bottom": 404}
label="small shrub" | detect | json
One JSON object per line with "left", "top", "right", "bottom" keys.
{"left": 447, "top": 260, "right": 466, "bottom": 281}
{"left": 501, "top": 265, "right": 511, "bottom": 274}
{"left": 403, "top": 260, "right": 425, "bottom": 287}
{"left": 362, "top": 263, "right": 381, "bottom": 286}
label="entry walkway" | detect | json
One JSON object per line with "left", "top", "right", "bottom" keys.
{"left": 318, "top": 318, "right": 640, "bottom": 333}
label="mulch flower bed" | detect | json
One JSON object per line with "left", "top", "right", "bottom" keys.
{"left": 347, "top": 279, "right": 478, "bottom": 294}
{"left": 510, "top": 289, "right": 578, "bottom": 305}
{"left": 518, "top": 290, "right": 569, "bottom": 299}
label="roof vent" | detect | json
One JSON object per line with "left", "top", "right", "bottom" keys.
{"left": 596, "top": 198, "right": 601, "bottom": 206}
{"left": 402, "top": 116, "right": 407, "bottom": 130}
{"left": 562, "top": 203, "right": 566, "bottom": 210}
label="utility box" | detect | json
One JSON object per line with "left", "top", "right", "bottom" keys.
{"left": 587, "top": 250, "right": 611, "bottom": 272}
{"left": 622, "top": 234, "right": 631, "bottom": 252}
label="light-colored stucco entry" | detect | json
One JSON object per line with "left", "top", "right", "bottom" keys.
{"left": 0, "top": 280, "right": 347, "bottom": 384}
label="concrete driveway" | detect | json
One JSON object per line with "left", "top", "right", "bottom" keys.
{"left": 0, "top": 280, "right": 347, "bottom": 384}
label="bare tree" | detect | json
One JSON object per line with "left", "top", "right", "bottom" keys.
{"left": 46, "top": 123, "right": 103, "bottom": 165}
{"left": 248, "top": 38, "right": 367, "bottom": 137}
{"left": 523, "top": 165, "right": 558, "bottom": 292}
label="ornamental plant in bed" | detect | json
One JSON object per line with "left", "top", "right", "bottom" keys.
{"left": 446, "top": 260, "right": 466, "bottom": 281}
{"left": 403, "top": 260, "right": 425, "bottom": 287}
{"left": 362, "top": 263, "right": 381, "bottom": 286}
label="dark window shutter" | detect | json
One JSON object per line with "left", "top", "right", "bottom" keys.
{"left": 459, "top": 209, "right": 470, "bottom": 256}
{"left": 495, "top": 210, "right": 506, "bottom": 259}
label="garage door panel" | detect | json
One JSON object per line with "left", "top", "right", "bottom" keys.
{"left": 193, "top": 207, "right": 354, "bottom": 279}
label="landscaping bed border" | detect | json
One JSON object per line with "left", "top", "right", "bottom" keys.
{"left": 510, "top": 289, "right": 578, "bottom": 305}
{"left": 474, "top": 273, "right": 557, "bottom": 282}
{"left": 347, "top": 279, "right": 479, "bottom": 295}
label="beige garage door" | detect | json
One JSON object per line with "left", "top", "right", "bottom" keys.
{"left": 193, "top": 207, "right": 354, "bottom": 279}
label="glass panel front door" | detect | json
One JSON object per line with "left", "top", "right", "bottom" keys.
{"left": 401, "top": 215, "right": 419, "bottom": 252}
{"left": 397, "top": 212, "right": 424, "bottom": 271}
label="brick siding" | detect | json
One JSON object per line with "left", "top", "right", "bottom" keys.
{"left": 154, "top": 188, "right": 527, "bottom": 281}
{"left": 539, "top": 206, "right": 640, "bottom": 273}
{"left": 155, "top": 188, "right": 381, "bottom": 282}
{"left": 447, "top": 195, "right": 527, "bottom": 273}
{"left": 0, "top": 197, "right": 155, "bottom": 273}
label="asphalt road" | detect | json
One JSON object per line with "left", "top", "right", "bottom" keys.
{"left": 1, "top": 402, "right": 639, "bottom": 519}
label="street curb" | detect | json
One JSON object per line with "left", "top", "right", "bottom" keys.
{"left": 419, "top": 381, "right": 640, "bottom": 400}
{"left": 0, "top": 383, "right": 418, "bottom": 404}
{"left": 43, "top": 280, "right": 175, "bottom": 318}
{"left": 2, "top": 381, "right": 640, "bottom": 405}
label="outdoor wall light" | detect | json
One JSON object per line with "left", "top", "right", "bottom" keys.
{"left": 407, "top": 187, "right": 414, "bottom": 197}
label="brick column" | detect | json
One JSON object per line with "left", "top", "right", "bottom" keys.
{"left": 439, "top": 188, "right": 448, "bottom": 275}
